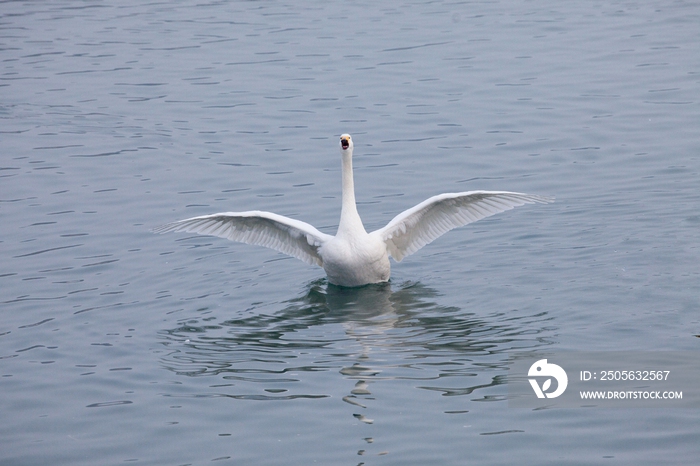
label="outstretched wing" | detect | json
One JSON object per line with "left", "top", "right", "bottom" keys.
{"left": 152, "top": 211, "right": 333, "bottom": 266}
{"left": 372, "top": 191, "right": 553, "bottom": 262}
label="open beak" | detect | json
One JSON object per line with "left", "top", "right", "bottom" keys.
{"left": 340, "top": 136, "right": 350, "bottom": 150}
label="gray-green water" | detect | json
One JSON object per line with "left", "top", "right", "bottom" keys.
{"left": 2, "top": 1, "right": 698, "bottom": 464}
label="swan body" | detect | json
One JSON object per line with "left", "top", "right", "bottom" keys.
{"left": 153, "top": 134, "right": 552, "bottom": 287}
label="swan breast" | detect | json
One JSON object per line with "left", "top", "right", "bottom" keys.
{"left": 320, "top": 233, "right": 390, "bottom": 286}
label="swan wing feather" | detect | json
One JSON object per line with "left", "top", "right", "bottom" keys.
{"left": 373, "top": 191, "right": 553, "bottom": 261}
{"left": 152, "top": 211, "right": 332, "bottom": 266}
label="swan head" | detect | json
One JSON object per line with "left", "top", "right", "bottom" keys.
{"left": 339, "top": 134, "right": 353, "bottom": 153}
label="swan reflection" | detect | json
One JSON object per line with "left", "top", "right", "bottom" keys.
{"left": 160, "top": 280, "right": 553, "bottom": 457}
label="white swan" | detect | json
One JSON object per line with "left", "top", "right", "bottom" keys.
{"left": 153, "top": 134, "right": 552, "bottom": 287}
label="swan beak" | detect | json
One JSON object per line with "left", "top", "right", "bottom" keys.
{"left": 340, "top": 134, "right": 351, "bottom": 151}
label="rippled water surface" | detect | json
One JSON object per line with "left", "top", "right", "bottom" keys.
{"left": 2, "top": 1, "right": 699, "bottom": 465}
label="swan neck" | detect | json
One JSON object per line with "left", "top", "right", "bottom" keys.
{"left": 339, "top": 151, "right": 364, "bottom": 234}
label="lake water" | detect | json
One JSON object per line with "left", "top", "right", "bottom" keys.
{"left": 2, "top": 1, "right": 699, "bottom": 464}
